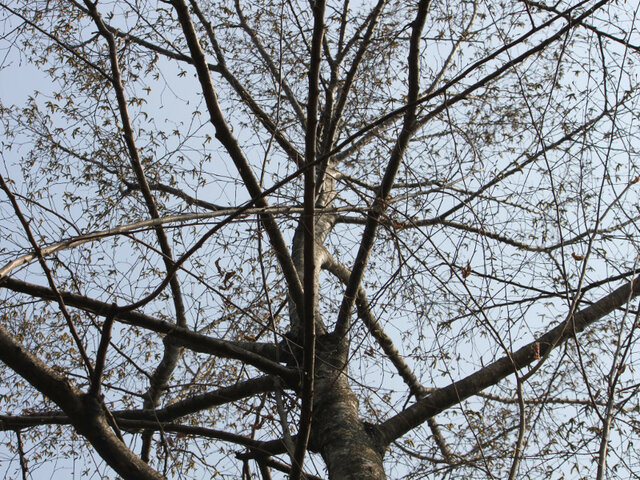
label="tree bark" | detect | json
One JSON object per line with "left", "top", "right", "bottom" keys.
{"left": 311, "top": 335, "right": 386, "bottom": 479}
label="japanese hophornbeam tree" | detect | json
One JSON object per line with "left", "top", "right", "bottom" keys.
{"left": 1, "top": 1, "right": 640, "bottom": 479}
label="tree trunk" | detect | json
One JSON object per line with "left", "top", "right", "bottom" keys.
{"left": 311, "top": 335, "right": 386, "bottom": 479}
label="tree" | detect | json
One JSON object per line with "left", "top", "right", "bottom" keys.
{"left": 1, "top": 0, "right": 640, "bottom": 478}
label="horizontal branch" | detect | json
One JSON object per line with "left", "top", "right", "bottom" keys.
{"left": 117, "top": 419, "right": 269, "bottom": 451}
{"left": 123, "top": 180, "right": 225, "bottom": 211}
{"left": 0, "top": 413, "right": 70, "bottom": 430}
{"left": 0, "top": 413, "right": 283, "bottom": 455}
{"left": 335, "top": 215, "right": 548, "bottom": 252}
{"left": 119, "top": 375, "right": 279, "bottom": 421}
{"left": 337, "top": 214, "right": 640, "bottom": 254}
{"left": 0, "top": 375, "right": 278, "bottom": 433}
{"left": 475, "top": 390, "right": 612, "bottom": 409}
{"left": 0, "top": 206, "right": 354, "bottom": 280}
{"left": 235, "top": 452, "right": 327, "bottom": 480}
{"left": 377, "top": 273, "right": 640, "bottom": 445}
{"left": 0, "top": 277, "right": 293, "bottom": 380}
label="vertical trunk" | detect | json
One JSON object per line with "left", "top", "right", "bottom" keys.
{"left": 289, "top": 228, "right": 387, "bottom": 478}
{"left": 314, "top": 383, "right": 386, "bottom": 479}
{"left": 311, "top": 336, "right": 386, "bottom": 480}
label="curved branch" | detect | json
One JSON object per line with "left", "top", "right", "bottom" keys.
{"left": 0, "top": 206, "right": 349, "bottom": 280}
{"left": 0, "top": 175, "right": 94, "bottom": 375}
{"left": 322, "top": 247, "right": 458, "bottom": 463}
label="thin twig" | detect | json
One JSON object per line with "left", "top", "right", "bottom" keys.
{"left": 16, "top": 430, "right": 28, "bottom": 480}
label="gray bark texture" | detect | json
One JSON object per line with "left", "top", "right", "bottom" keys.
{"left": 310, "top": 335, "right": 386, "bottom": 479}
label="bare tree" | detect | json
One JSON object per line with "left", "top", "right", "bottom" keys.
{"left": 1, "top": 0, "right": 640, "bottom": 478}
